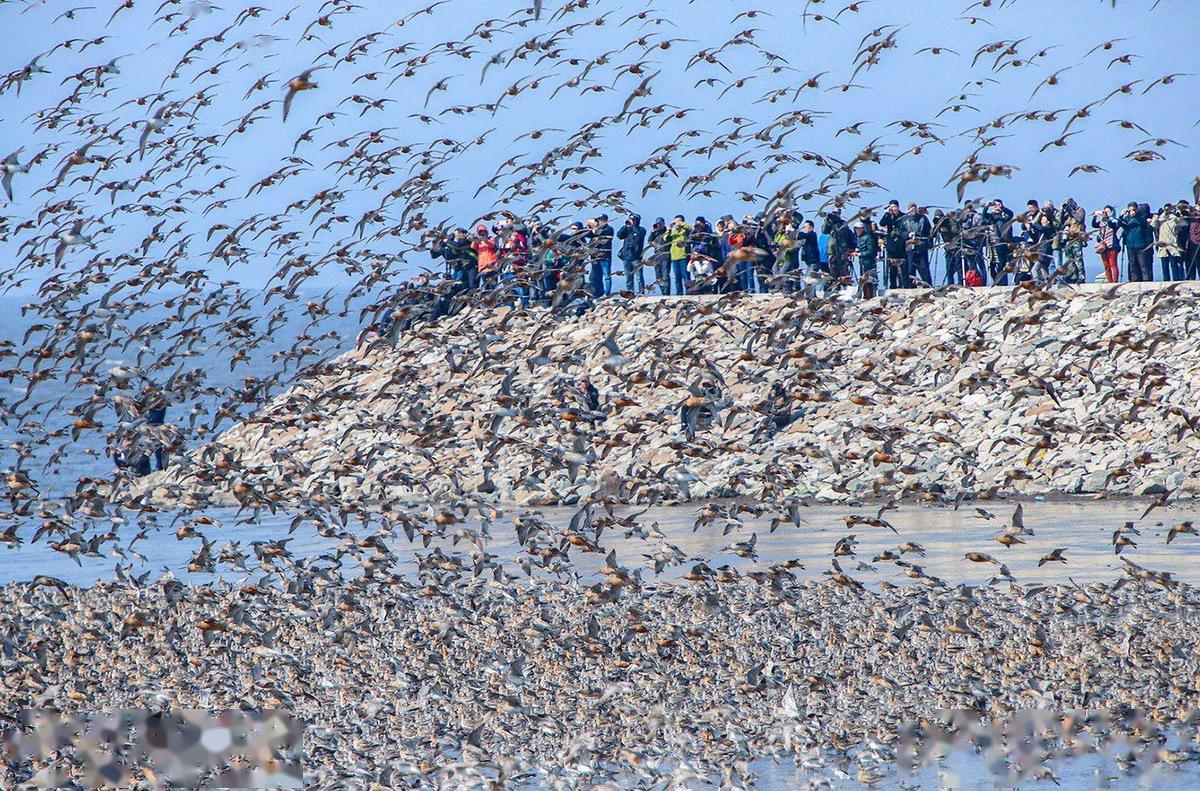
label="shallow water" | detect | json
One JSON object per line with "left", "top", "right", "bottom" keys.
{"left": 4, "top": 498, "right": 1199, "bottom": 589}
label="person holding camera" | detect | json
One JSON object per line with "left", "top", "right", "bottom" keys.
{"left": 1151, "top": 204, "right": 1185, "bottom": 281}
{"left": 1119, "top": 202, "right": 1154, "bottom": 282}
{"left": 1091, "top": 206, "right": 1122, "bottom": 283}
{"left": 666, "top": 215, "right": 692, "bottom": 295}
{"left": 878, "top": 200, "right": 907, "bottom": 290}
{"left": 646, "top": 217, "right": 670, "bottom": 294}
{"left": 897, "top": 202, "right": 933, "bottom": 287}
{"left": 981, "top": 198, "right": 1015, "bottom": 286}
{"left": 587, "top": 213, "right": 615, "bottom": 297}
{"left": 822, "top": 211, "right": 856, "bottom": 284}
{"left": 616, "top": 214, "right": 647, "bottom": 293}
{"left": 431, "top": 227, "right": 478, "bottom": 294}
{"left": 1183, "top": 202, "right": 1200, "bottom": 280}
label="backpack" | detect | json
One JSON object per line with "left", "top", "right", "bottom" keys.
{"left": 965, "top": 269, "right": 983, "bottom": 288}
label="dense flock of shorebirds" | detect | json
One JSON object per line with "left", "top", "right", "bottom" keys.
{"left": 3, "top": 0, "right": 1200, "bottom": 787}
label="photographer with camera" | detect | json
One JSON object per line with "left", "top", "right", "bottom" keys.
{"left": 616, "top": 214, "right": 647, "bottom": 293}
{"left": 897, "top": 202, "right": 933, "bottom": 287}
{"left": 1119, "top": 202, "right": 1154, "bottom": 282}
{"left": 1091, "top": 206, "right": 1122, "bottom": 283}
{"left": 981, "top": 198, "right": 1015, "bottom": 286}
{"left": 1151, "top": 203, "right": 1185, "bottom": 281}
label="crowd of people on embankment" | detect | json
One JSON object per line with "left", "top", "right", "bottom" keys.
{"left": 427, "top": 196, "right": 1200, "bottom": 303}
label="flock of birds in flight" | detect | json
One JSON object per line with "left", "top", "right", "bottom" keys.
{"left": 0, "top": 0, "right": 1195, "bottom": 579}
{"left": 1, "top": 4, "right": 1200, "bottom": 787}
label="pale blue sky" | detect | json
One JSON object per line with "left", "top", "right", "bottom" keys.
{"left": 2, "top": 0, "right": 1197, "bottom": 291}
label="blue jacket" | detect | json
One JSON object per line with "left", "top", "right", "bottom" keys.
{"left": 1119, "top": 211, "right": 1152, "bottom": 251}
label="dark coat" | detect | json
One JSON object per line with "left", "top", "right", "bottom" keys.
{"left": 855, "top": 230, "right": 878, "bottom": 263}
{"left": 982, "top": 205, "right": 1016, "bottom": 242}
{"left": 1119, "top": 210, "right": 1153, "bottom": 251}
{"left": 592, "top": 223, "right": 615, "bottom": 259}
{"left": 897, "top": 213, "right": 933, "bottom": 252}
{"left": 616, "top": 222, "right": 646, "bottom": 261}
{"left": 797, "top": 230, "right": 821, "bottom": 265}
{"left": 879, "top": 210, "right": 907, "bottom": 258}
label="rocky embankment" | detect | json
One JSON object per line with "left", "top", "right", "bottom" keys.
{"left": 138, "top": 283, "right": 1200, "bottom": 509}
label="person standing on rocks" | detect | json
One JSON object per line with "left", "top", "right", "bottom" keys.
{"left": 956, "top": 202, "right": 986, "bottom": 285}
{"left": 1058, "top": 208, "right": 1087, "bottom": 284}
{"left": 1092, "top": 206, "right": 1122, "bottom": 283}
{"left": 501, "top": 220, "right": 530, "bottom": 306}
{"left": 1151, "top": 204, "right": 1185, "bottom": 281}
{"left": 647, "top": 217, "right": 671, "bottom": 294}
{"left": 773, "top": 219, "right": 800, "bottom": 293}
{"left": 1185, "top": 202, "right": 1200, "bottom": 280}
{"left": 616, "top": 214, "right": 647, "bottom": 293}
{"left": 746, "top": 213, "right": 776, "bottom": 292}
{"left": 666, "top": 215, "right": 691, "bottom": 295}
{"left": 899, "top": 203, "right": 933, "bottom": 287}
{"left": 471, "top": 225, "right": 500, "bottom": 291}
{"left": 590, "top": 214, "right": 615, "bottom": 297}
{"left": 931, "top": 210, "right": 956, "bottom": 285}
{"left": 878, "top": 201, "right": 907, "bottom": 290}
{"left": 1119, "top": 202, "right": 1155, "bottom": 282}
{"left": 823, "top": 211, "right": 856, "bottom": 285}
{"left": 982, "top": 198, "right": 1015, "bottom": 286}
{"left": 431, "top": 227, "right": 478, "bottom": 294}
{"left": 854, "top": 220, "right": 880, "bottom": 297}
{"left": 796, "top": 219, "right": 822, "bottom": 280}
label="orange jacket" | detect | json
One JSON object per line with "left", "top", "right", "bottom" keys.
{"left": 472, "top": 238, "right": 499, "bottom": 272}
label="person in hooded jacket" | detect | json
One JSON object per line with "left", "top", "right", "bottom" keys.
{"left": 746, "top": 214, "right": 776, "bottom": 292}
{"left": 1119, "top": 202, "right": 1154, "bottom": 282}
{"left": 616, "top": 214, "right": 647, "bottom": 293}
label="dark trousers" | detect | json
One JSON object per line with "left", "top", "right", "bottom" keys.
{"left": 859, "top": 259, "right": 878, "bottom": 297}
{"left": 1188, "top": 243, "right": 1200, "bottom": 280}
{"left": 589, "top": 259, "right": 610, "bottom": 297}
{"left": 907, "top": 248, "right": 931, "bottom": 286}
{"left": 653, "top": 256, "right": 671, "bottom": 294}
{"left": 737, "top": 260, "right": 754, "bottom": 292}
{"left": 886, "top": 258, "right": 904, "bottom": 290}
{"left": 754, "top": 257, "right": 774, "bottom": 292}
{"left": 990, "top": 245, "right": 1010, "bottom": 286}
{"left": 1129, "top": 247, "right": 1154, "bottom": 282}
{"left": 944, "top": 250, "right": 963, "bottom": 285}
{"left": 1161, "top": 255, "right": 1184, "bottom": 282}
{"left": 620, "top": 257, "right": 645, "bottom": 292}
